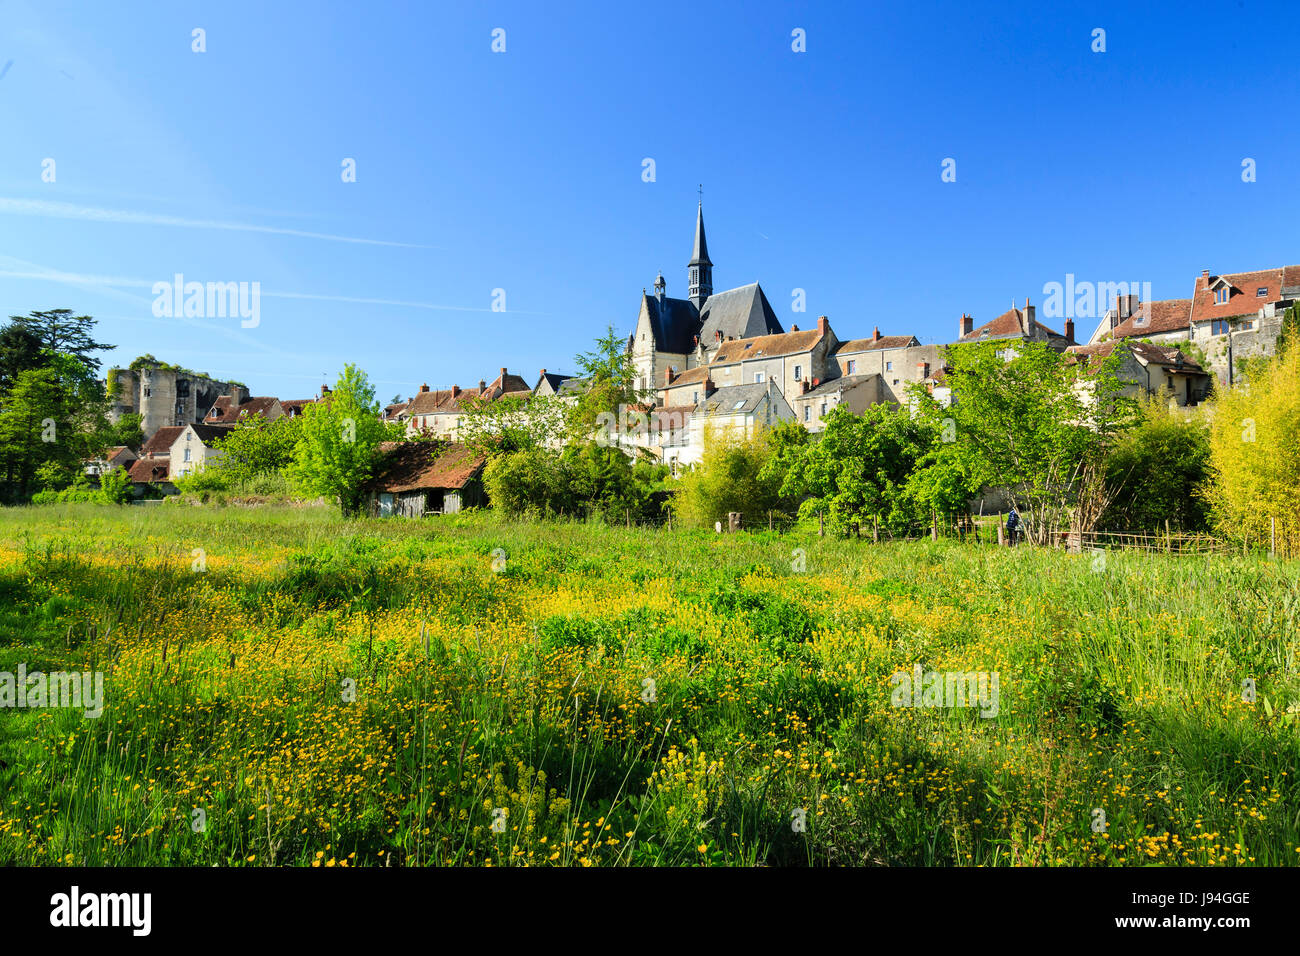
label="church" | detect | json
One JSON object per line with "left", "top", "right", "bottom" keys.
{"left": 628, "top": 203, "right": 785, "bottom": 394}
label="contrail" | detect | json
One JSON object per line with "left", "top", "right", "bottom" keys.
{"left": 0, "top": 197, "right": 433, "bottom": 248}
{"left": 0, "top": 60, "right": 13, "bottom": 82}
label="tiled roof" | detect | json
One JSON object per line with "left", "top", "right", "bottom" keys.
{"left": 127, "top": 459, "right": 171, "bottom": 483}
{"left": 141, "top": 426, "right": 185, "bottom": 457}
{"left": 1108, "top": 299, "right": 1193, "bottom": 339}
{"left": 710, "top": 328, "right": 823, "bottom": 364}
{"left": 959, "top": 307, "right": 1063, "bottom": 342}
{"left": 1067, "top": 340, "right": 1205, "bottom": 372}
{"left": 835, "top": 335, "right": 918, "bottom": 353}
{"left": 186, "top": 423, "right": 233, "bottom": 445}
{"left": 1190, "top": 266, "right": 1300, "bottom": 324}
{"left": 366, "top": 442, "right": 486, "bottom": 493}
{"left": 663, "top": 365, "right": 712, "bottom": 387}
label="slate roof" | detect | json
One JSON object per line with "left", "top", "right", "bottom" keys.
{"left": 642, "top": 293, "right": 701, "bottom": 355}
{"left": 694, "top": 382, "right": 772, "bottom": 417}
{"left": 710, "top": 327, "right": 823, "bottom": 364}
{"left": 141, "top": 426, "right": 185, "bottom": 457}
{"left": 281, "top": 399, "right": 315, "bottom": 417}
{"left": 184, "top": 423, "right": 234, "bottom": 445}
{"left": 798, "top": 373, "right": 877, "bottom": 399}
{"left": 697, "top": 283, "right": 784, "bottom": 345}
{"left": 1107, "top": 299, "right": 1193, "bottom": 339}
{"left": 366, "top": 442, "right": 486, "bottom": 493}
{"left": 689, "top": 202, "right": 711, "bottom": 267}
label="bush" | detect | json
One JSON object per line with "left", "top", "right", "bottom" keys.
{"left": 672, "top": 426, "right": 786, "bottom": 530}
{"left": 1102, "top": 397, "right": 1210, "bottom": 532}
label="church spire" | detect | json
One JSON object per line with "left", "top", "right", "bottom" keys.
{"left": 688, "top": 197, "right": 713, "bottom": 310}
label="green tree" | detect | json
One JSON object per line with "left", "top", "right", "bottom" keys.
{"left": 458, "top": 391, "right": 567, "bottom": 457}
{"left": 1101, "top": 397, "right": 1211, "bottom": 533}
{"left": 1205, "top": 344, "right": 1300, "bottom": 543}
{"left": 570, "top": 325, "right": 649, "bottom": 442}
{"left": 8, "top": 309, "right": 115, "bottom": 374}
{"left": 672, "top": 425, "right": 786, "bottom": 530}
{"left": 286, "top": 365, "right": 388, "bottom": 516}
{"left": 212, "top": 413, "right": 304, "bottom": 485}
{"left": 779, "top": 403, "right": 935, "bottom": 537}
{"left": 0, "top": 322, "right": 47, "bottom": 393}
{"left": 943, "top": 340, "right": 1135, "bottom": 543}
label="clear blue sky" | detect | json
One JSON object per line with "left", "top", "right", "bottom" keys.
{"left": 2, "top": 0, "right": 1296, "bottom": 401}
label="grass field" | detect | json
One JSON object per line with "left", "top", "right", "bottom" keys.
{"left": 1, "top": 502, "right": 1297, "bottom": 866}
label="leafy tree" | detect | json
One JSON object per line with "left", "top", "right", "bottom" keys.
{"left": 1204, "top": 344, "right": 1300, "bottom": 542}
{"left": 100, "top": 466, "right": 132, "bottom": 504}
{"left": 672, "top": 425, "right": 787, "bottom": 530}
{"left": 211, "top": 413, "right": 303, "bottom": 485}
{"left": 0, "top": 322, "right": 47, "bottom": 393}
{"left": 458, "top": 391, "right": 567, "bottom": 457}
{"left": 570, "top": 325, "right": 650, "bottom": 442}
{"left": 0, "top": 353, "right": 110, "bottom": 499}
{"left": 286, "top": 364, "right": 387, "bottom": 516}
{"left": 779, "top": 403, "right": 935, "bottom": 537}
{"left": 1101, "top": 397, "right": 1211, "bottom": 533}
{"left": 942, "top": 340, "right": 1135, "bottom": 542}
{"left": 8, "top": 309, "right": 115, "bottom": 374}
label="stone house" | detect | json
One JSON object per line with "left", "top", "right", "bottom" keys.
{"left": 203, "top": 395, "right": 285, "bottom": 426}
{"left": 1066, "top": 341, "right": 1212, "bottom": 407}
{"left": 790, "top": 374, "right": 885, "bottom": 430}
{"left": 679, "top": 380, "right": 795, "bottom": 467}
{"left": 954, "top": 301, "right": 1076, "bottom": 351}
{"left": 169, "top": 423, "right": 233, "bottom": 479}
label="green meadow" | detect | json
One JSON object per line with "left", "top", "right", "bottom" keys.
{"left": 0, "top": 502, "right": 1297, "bottom": 866}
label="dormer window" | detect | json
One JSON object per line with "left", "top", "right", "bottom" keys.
{"left": 1256, "top": 287, "right": 1268, "bottom": 297}
{"left": 1215, "top": 287, "right": 1229, "bottom": 305}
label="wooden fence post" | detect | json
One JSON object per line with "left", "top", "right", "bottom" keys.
{"left": 818, "top": 511, "right": 824, "bottom": 537}
{"left": 997, "top": 523, "right": 1004, "bottom": 547}
{"left": 769, "top": 511, "right": 773, "bottom": 532}
{"left": 873, "top": 516, "right": 879, "bottom": 544}
{"left": 1270, "top": 516, "right": 1276, "bottom": 559}
{"left": 931, "top": 511, "right": 938, "bottom": 541}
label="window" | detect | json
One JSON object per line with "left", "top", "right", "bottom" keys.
{"left": 794, "top": 365, "right": 802, "bottom": 381}
{"left": 820, "top": 403, "right": 827, "bottom": 416}
{"left": 1257, "top": 287, "right": 1269, "bottom": 298}
{"left": 892, "top": 379, "right": 900, "bottom": 386}
{"left": 847, "top": 360, "right": 856, "bottom": 374}
{"left": 754, "top": 372, "right": 764, "bottom": 383}
{"left": 885, "top": 361, "right": 893, "bottom": 371}
{"left": 144, "top": 387, "right": 151, "bottom": 398}
{"left": 732, "top": 400, "right": 746, "bottom": 410}
{"left": 1212, "top": 318, "right": 1231, "bottom": 335}
{"left": 803, "top": 405, "right": 811, "bottom": 422}
{"left": 692, "top": 391, "right": 699, "bottom": 403}
{"left": 183, "top": 448, "right": 191, "bottom": 462}
{"left": 1215, "top": 287, "right": 1229, "bottom": 305}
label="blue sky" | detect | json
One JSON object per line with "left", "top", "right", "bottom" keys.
{"left": 1, "top": 0, "right": 1297, "bottom": 401}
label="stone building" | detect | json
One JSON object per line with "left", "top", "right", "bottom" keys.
{"left": 109, "top": 361, "right": 247, "bottom": 441}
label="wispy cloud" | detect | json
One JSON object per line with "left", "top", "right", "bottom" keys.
{"left": 0, "top": 197, "right": 433, "bottom": 248}
{"left": 0, "top": 262, "right": 547, "bottom": 316}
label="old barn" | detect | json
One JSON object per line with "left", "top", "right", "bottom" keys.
{"left": 365, "top": 441, "right": 487, "bottom": 518}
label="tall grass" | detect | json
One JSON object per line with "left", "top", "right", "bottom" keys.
{"left": 0, "top": 502, "right": 1297, "bottom": 866}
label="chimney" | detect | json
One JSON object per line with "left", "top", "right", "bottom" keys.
{"left": 959, "top": 313, "right": 974, "bottom": 337}
{"left": 873, "top": 326, "right": 881, "bottom": 342}
{"left": 1064, "top": 318, "right": 1076, "bottom": 343}
{"left": 704, "top": 377, "right": 716, "bottom": 396}
{"left": 917, "top": 361, "right": 929, "bottom": 379}
{"left": 419, "top": 383, "right": 430, "bottom": 393}
{"left": 539, "top": 368, "right": 547, "bottom": 378}
{"left": 817, "top": 315, "right": 829, "bottom": 335}
{"left": 319, "top": 384, "right": 331, "bottom": 398}
{"left": 665, "top": 366, "right": 676, "bottom": 385}
{"left": 693, "top": 335, "right": 700, "bottom": 347}
{"left": 1202, "top": 269, "right": 1210, "bottom": 279}
{"left": 801, "top": 379, "right": 810, "bottom": 394}
{"left": 1022, "top": 299, "right": 1035, "bottom": 334}
{"left": 715, "top": 330, "right": 722, "bottom": 343}
{"left": 451, "top": 384, "right": 461, "bottom": 398}
{"left": 479, "top": 379, "right": 486, "bottom": 392}
{"left": 790, "top": 323, "right": 799, "bottom": 331}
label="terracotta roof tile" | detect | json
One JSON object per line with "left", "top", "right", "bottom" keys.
{"left": 366, "top": 442, "right": 486, "bottom": 493}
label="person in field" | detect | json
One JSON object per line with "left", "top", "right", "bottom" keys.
{"left": 1006, "top": 507, "right": 1020, "bottom": 547}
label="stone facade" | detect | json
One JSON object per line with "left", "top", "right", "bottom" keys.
{"left": 110, "top": 364, "right": 247, "bottom": 441}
